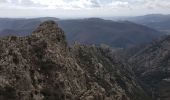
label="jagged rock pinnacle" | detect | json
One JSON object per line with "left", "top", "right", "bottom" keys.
{"left": 32, "top": 20, "right": 66, "bottom": 43}
{"left": 0, "top": 20, "right": 152, "bottom": 100}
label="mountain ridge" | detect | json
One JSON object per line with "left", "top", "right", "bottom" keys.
{"left": 0, "top": 18, "right": 164, "bottom": 48}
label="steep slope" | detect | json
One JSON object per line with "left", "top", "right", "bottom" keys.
{"left": 126, "top": 36, "right": 170, "bottom": 100}
{"left": 72, "top": 44, "right": 151, "bottom": 100}
{"left": 0, "top": 18, "right": 163, "bottom": 48}
{"left": 0, "top": 21, "right": 150, "bottom": 100}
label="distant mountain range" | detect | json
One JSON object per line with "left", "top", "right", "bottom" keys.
{"left": 123, "top": 14, "right": 170, "bottom": 34}
{"left": 0, "top": 17, "right": 164, "bottom": 48}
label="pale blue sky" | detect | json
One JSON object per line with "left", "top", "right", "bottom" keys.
{"left": 0, "top": 0, "right": 170, "bottom": 18}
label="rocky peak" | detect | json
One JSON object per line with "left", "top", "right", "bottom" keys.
{"left": 0, "top": 21, "right": 151, "bottom": 100}
{"left": 32, "top": 20, "right": 66, "bottom": 43}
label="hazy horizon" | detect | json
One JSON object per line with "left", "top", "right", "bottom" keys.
{"left": 0, "top": 0, "right": 170, "bottom": 18}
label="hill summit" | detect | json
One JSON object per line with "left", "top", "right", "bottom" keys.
{"left": 0, "top": 21, "right": 150, "bottom": 100}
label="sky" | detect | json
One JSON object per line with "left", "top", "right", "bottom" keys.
{"left": 0, "top": 0, "right": 170, "bottom": 18}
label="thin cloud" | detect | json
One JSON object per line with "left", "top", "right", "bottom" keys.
{"left": 144, "top": 0, "right": 170, "bottom": 9}
{"left": 108, "top": 1, "right": 130, "bottom": 8}
{"left": 0, "top": 0, "right": 132, "bottom": 9}
{"left": 29, "top": 0, "right": 102, "bottom": 9}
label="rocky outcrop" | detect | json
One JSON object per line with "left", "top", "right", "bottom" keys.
{"left": 0, "top": 21, "right": 149, "bottom": 100}
{"left": 72, "top": 44, "right": 150, "bottom": 100}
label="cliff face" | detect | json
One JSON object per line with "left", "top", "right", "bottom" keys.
{"left": 0, "top": 21, "right": 149, "bottom": 100}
